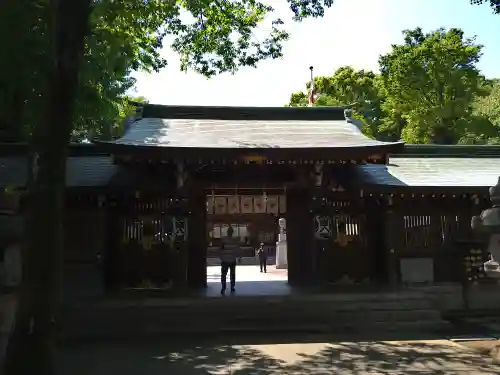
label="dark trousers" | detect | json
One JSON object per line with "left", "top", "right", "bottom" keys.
{"left": 259, "top": 257, "right": 267, "bottom": 272}
{"left": 221, "top": 261, "right": 236, "bottom": 290}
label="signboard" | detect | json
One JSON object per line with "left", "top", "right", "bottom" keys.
{"left": 240, "top": 196, "right": 253, "bottom": 213}
{"left": 266, "top": 196, "right": 279, "bottom": 215}
{"left": 253, "top": 196, "right": 266, "bottom": 213}
{"left": 214, "top": 197, "right": 227, "bottom": 214}
{"left": 227, "top": 196, "right": 240, "bottom": 214}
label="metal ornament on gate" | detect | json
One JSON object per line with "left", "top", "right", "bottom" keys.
{"left": 314, "top": 216, "right": 332, "bottom": 239}
{"left": 173, "top": 217, "right": 188, "bottom": 240}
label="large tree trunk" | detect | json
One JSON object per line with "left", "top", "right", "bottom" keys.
{"left": 3, "top": 1, "right": 91, "bottom": 374}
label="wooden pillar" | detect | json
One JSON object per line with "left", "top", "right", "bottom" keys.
{"left": 187, "top": 186, "right": 207, "bottom": 288}
{"left": 286, "top": 186, "right": 313, "bottom": 286}
{"left": 385, "top": 209, "right": 404, "bottom": 287}
{"left": 104, "top": 196, "right": 120, "bottom": 290}
{"left": 366, "top": 198, "right": 388, "bottom": 283}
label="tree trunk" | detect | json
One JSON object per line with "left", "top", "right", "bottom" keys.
{"left": 3, "top": 1, "right": 91, "bottom": 374}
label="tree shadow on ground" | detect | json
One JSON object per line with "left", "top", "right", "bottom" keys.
{"left": 56, "top": 333, "right": 500, "bottom": 375}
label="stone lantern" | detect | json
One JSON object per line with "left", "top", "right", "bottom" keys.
{"left": 471, "top": 177, "right": 500, "bottom": 278}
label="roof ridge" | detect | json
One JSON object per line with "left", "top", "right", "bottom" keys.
{"left": 141, "top": 104, "right": 347, "bottom": 121}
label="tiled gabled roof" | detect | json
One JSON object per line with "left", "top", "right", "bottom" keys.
{"left": 104, "top": 105, "right": 402, "bottom": 152}
{"left": 114, "top": 117, "right": 401, "bottom": 149}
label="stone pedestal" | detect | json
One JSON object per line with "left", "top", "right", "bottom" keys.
{"left": 275, "top": 218, "right": 288, "bottom": 269}
{"left": 276, "top": 233, "right": 288, "bottom": 269}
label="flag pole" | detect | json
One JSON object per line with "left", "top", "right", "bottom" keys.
{"left": 308, "top": 66, "right": 315, "bottom": 107}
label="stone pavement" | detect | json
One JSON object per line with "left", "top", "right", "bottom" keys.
{"left": 56, "top": 337, "right": 500, "bottom": 375}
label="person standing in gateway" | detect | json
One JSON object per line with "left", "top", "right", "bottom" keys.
{"left": 257, "top": 242, "right": 267, "bottom": 273}
{"left": 219, "top": 225, "right": 237, "bottom": 294}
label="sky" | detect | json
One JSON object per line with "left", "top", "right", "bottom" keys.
{"left": 132, "top": 0, "right": 500, "bottom": 107}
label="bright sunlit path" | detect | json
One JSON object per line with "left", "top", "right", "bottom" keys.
{"left": 207, "top": 265, "right": 288, "bottom": 283}
{"left": 205, "top": 265, "right": 290, "bottom": 297}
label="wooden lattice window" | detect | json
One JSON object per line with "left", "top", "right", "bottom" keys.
{"left": 332, "top": 214, "right": 366, "bottom": 245}
{"left": 404, "top": 215, "right": 432, "bottom": 248}
{"left": 121, "top": 216, "right": 189, "bottom": 244}
{"left": 440, "top": 215, "right": 460, "bottom": 244}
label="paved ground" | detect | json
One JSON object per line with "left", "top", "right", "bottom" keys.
{"left": 56, "top": 336, "right": 500, "bottom": 375}
{"left": 205, "top": 265, "right": 289, "bottom": 296}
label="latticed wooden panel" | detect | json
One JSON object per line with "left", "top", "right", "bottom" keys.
{"left": 312, "top": 195, "right": 371, "bottom": 284}
{"left": 117, "top": 214, "right": 188, "bottom": 289}
{"left": 401, "top": 214, "right": 472, "bottom": 253}
{"left": 110, "top": 194, "right": 189, "bottom": 215}
{"left": 404, "top": 215, "right": 433, "bottom": 249}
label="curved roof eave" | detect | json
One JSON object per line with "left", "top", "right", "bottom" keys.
{"left": 94, "top": 140, "right": 405, "bottom": 160}
{"left": 101, "top": 116, "right": 404, "bottom": 158}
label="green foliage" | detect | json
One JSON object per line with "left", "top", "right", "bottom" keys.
{"left": 474, "top": 80, "right": 500, "bottom": 126}
{"left": 0, "top": 1, "right": 50, "bottom": 142}
{"left": 471, "top": 0, "right": 500, "bottom": 13}
{"left": 289, "top": 27, "right": 499, "bottom": 145}
{"left": 378, "top": 28, "right": 484, "bottom": 144}
{"left": 287, "top": 66, "right": 382, "bottom": 137}
{"left": 0, "top": 0, "right": 335, "bottom": 143}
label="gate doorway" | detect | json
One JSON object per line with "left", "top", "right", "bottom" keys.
{"left": 204, "top": 191, "right": 289, "bottom": 295}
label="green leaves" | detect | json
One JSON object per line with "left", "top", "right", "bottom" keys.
{"left": 288, "top": 66, "right": 383, "bottom": 137}
{"left": 287, "top": 0, "right": 334, "bottom": 21}
{"left": 169, "top": 0, "right": 288, "bottom": 76}
{"left": 1, "top": 0, "right": 335, "bottom": 143}
{"left": 288, "top": 27, "right": 496, "bottom": 145}
{"left": 378, "top": 28, "right": 484, "bottom": 144}
{"left": 471, "top": 0, "right": 500, "bottom": 13}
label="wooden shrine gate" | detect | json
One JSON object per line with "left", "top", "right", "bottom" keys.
{"left": 311, "top": 195, "right": 374, "bottom": 285}
{"left": 106, "top": 194, "right": 189, "bottom": 289}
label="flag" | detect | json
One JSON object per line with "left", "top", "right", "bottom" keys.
{"left": 308, "top": 67, "right": 315, "bottom": 106}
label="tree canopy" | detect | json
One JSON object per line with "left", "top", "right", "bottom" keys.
{"left": 289, "top": 27, "right": 500, "bottom": 145}
{"left": 0, "top": 0, "right": 335, "bottom": 144}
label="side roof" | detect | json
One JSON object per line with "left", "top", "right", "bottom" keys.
{"left": 350, "top": 156, "right": 500, "bottom": 193}
{"left": 1, "top": 143, "right": 500, "bottom": 192}
{"left": 0, "top": 156, "right": 116, "bottom": 188}
{"left": 97, "top": 105, "right": 404, "bottom": 159}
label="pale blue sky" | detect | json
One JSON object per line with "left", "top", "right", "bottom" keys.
{"left": 132, "top": 0, "right": 500, "bottom": 107}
